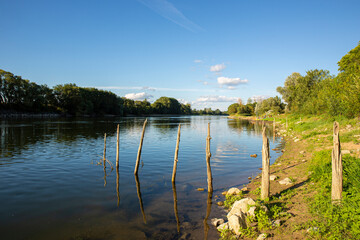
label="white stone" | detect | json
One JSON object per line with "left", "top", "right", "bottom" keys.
{"left": 270, "top": 175, "right": 278, "bottom": 181}
{"left": 217, "top": 222, "right": 229, "bottom": 231}
{"left": 227, "top": 197, "right": 256, "bottom": 219}
{"left": 257, "top": 233, "right": 267, "bottom": 240}
{"left": 279, "top": 177, "right": 293, "bottom": 185}
{"left": 228, "top": 213, "right": 246, "bottom": 235}
{"left": 248, "top": 206, "right": 256, "bottom": 217}
{"left": 211, "top": 218, "right": 224, "bottom": 227}
{"left": 300, "top": 150, "right": 305, "bottom": 154}
{"left": 260, "top": 205, "right": 269, "bottom": 213}
{"left": 307, "top": 227, "right": 319, "bottom": 233}
{"left": 226, "top": 187, "right": 241, "bottom": 196}
{"left": 272, "top": 219, "right": 281, "bottom": 227}
{"left": 294, "top": 138, "right": 300, "bottom": 142}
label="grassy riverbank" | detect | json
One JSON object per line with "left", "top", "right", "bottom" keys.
{"left": 218, "top": 114, "right": 360, "bottom": 239}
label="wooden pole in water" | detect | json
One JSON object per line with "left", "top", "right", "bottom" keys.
{"left": 116, "top": 124, "right": 120, "bottom": 169}
{"left": 103, "top": 133, "right": 107, "bottom": 168}
{"left": 206, "top": 123, "right": 213, "bottom": 193}
{"left": 261, "top": 126, "right": 270, "bottom": 200}
{"left": 171, "top": 124, "right": 181, "bottom": 183}
{"left": 332, "top": 121, "right": 343, "bottom": 204}
{"left": 134, "top": 119, "right": 147, "bottom": 175}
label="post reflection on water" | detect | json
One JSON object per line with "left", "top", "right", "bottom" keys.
{"left": 203, "top": 190, "right": 213, "bottom": 240}
{"left": 134, "top": 174, "right": 147, "bottom": 224}
{"left": 116, "top": 168, "right": 120, "bottom": 207}
{"left": 172, "top": 182, "right": 180, "bottom": 233}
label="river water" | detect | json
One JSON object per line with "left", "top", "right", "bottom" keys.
{"left": 0, "top": 116, "right": 283, "bottom": 240}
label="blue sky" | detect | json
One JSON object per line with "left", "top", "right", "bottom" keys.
{"left": 1, "top": 0, "right": 360, "bottom": 110}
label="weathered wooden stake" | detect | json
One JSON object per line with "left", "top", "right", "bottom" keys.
{"left": 261, "top": 126, "right": 270, "bottom": 200}
{"left": 172, "top": 182, "right": 180, "bottom": 233}
{"left": 116, "top": 124, "right": 120, "bottom": 169}
{"left": 332, "top": 121, "right": 343, "bottom": 204}
{"left": 134, "top": 119, "right": 147, "bottom": 175}
{"left": 171, "top": 124, "right": 181, "bottom": 183}
{"left": 286, "top": 117, "right": 288, "bottom": 129}
{"left": 273, "top": 118, "right": 276, "bottom": 142}
{"left": 206, "top": 122, "right": 213, "bottom": 193}
{"left": 103, "top": 133, "right": 107, "bottom": 167}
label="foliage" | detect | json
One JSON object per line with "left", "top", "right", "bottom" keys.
{"left": 308, "top": 150, "right": 360, "bottom": 239}
{"left": 0, "top": 69, "right": 225, "bottom": 116}
{"left": 277, "top": 42, "right": 360, "bottom": 118}
{"left": 223, "top": 194, "right": 243, "bottom": 209}
{"left": 254, "top": 96, "right": 285, "bottom": 116}
{"left": 227, "top": 101, "right": 255, "bottom": 116}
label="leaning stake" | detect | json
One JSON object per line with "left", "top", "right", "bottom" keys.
{"left": 332, "top": 121, "right": 343, "bottom": 204}
{"left": 134, "top": 119, "right": 147, "bottom": 175}
{"left": 206, "top": 122, "right": 213, "bottom": 193}
{"left": 261, "top": 126, "right": 270, "bottom": 200}
{"left": 171, "top": 124, "right": 181, "bottom": 183}
{"left": 116, "top": 124, "right": 120, "bottom": 169}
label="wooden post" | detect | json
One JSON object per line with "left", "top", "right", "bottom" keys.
{"left": 172, "top": 182, "right": 180, "bottom": 233}
{"left": 286, "top": 117, "right": 288, "bottom": 129}
{"left": 261, "top": 126, "right": 270, "bottom": 200}
{"left": 206, "top": 123, "right": 213, "bottom": 193}
{"left": 135, "top": 174, "right": 147, "bottom": 223}
{"left": 103, "top": 133, "right": 107, "bottom": 168}
{"left": 273, "top": 118, "right": 276, "bottom": 143}
{"left": 332, "top": 121, "right": 343, "bottom": 204}
{"left": 116, "top": 124, "right": 120, "bottom": 169}
{"left": 134, "top": 119, "right": 147, "bottom": 175}
{"left": 172, "top": 124, "right": 181, "bottom": 183}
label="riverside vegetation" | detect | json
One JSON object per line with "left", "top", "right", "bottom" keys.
{"left": 0, "top": 69, "right": 223, "bottom": 117}
{"left": 219, "top": 42, "right": 360, "bottom": 239}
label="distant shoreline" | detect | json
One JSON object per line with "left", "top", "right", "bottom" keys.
{"left": 0, "top": 111, "right": 228, "bottom": 119}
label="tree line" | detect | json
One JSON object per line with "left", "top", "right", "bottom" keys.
{"left": 228, "top": 42, "right": 360, "bottom": 118}
{"left": 0, "top": 69, "right": 224, "bottom": 116}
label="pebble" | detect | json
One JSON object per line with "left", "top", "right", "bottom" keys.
{"left": 257, "top": 233, "right": 267, "bottom": 240}
{"left": 217, "top": 201, "right": 224, "bottom": 206}
{"left": 197, "top": 188, "right": 205, "bottom": 191}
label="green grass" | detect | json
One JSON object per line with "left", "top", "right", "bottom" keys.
{"left": 308, "top": 150, "right": 360, "bottom": 239}
{"left": 223, "top": 194, "right": 243, "bottom": 209}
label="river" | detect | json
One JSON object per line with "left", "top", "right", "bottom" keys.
{"left": 0, "top": 116, "right": 283, "bottom": 240}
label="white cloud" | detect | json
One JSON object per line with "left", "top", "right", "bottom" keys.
{"left": 125, "top": 92, "right": 153, "bottom": 100}
{"left": 250, "top": 95, "right": 268, "bottom": 103}
{"left": 177, "top": 98, "right": 189, "bottom": 104}
{"left": 210, "top": 63, "right": 226, "bottom": 72}
{"left": 217, "top": 77, "right": 248, "bottom": 86}
{"left": 194, "top": 59, "right": 203, "bottom": 63}
{"left": 227, "top": 86, "right": 236, "bottom": 90}
{"left": 142, "top": 86, "right": 156, "bottom": 91}
{"left": 196, "top": 95, "right": 239, "bottom": 102}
